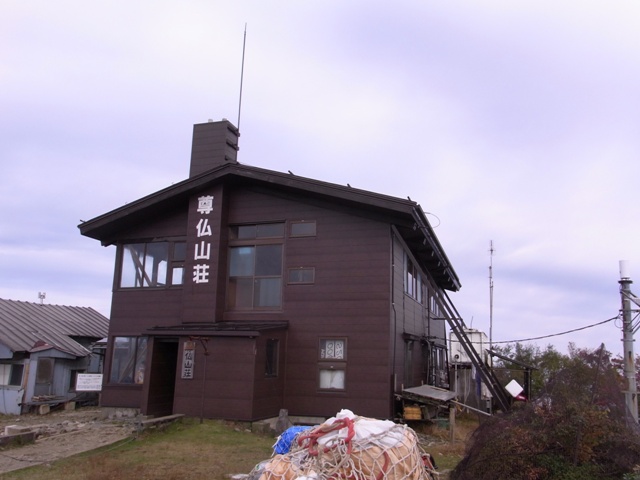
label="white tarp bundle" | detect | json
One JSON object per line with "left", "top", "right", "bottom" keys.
{"left": 255, "top": 409, "right": 437, "bottom": 480}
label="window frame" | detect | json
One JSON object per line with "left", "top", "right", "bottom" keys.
{"left": 318, "top": 338, "right": 347, "bottom": 392}
{"left": 287, "top": 267, "right": 315, "bottom": 285}
{"left": 8, "top": 364, "right": 24, "bottom": 386}
{"left": 290, "top": 220, "right": 317, "bottom": 237}
{"left": 430, "top": 345, "right": 449, "bottom": 389}
{"left": 35, "top": 357, "right": 54, "bottom": 386}
{"left": 109, "top": 336, "right": 148, "bottom": 385}
{"left": 227, "top": 223, "right": 284, "bottom": 311}
{"left": 0, "top": 363, "right": 25, "bottom": 387}
{"left": 403, "top": 252, "right": 423, "bottom": 304}
{"left": 429, "top": 294, "right": 440, "bottom": 317}
{"left": 265, "top": 339, "right": 279, "bottom": 377}
{"left": 230, "top": 223, "right": 285, "bottom": 240}
{"left": 404, "top": 340, "right": 415, "bottom": 388}
{"left": 118, "top": 240, "right": 186, "bottom": 289}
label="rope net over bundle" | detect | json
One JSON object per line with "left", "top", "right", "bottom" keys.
{"left": 254, "top": 409, "right": 438, "bottom": 480}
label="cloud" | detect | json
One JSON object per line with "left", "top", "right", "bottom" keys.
{"left": 1, "top": 0, "right": 639, "bottom": 357}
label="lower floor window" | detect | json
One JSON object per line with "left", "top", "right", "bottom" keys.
{"left": 319, "top": 337, "right": 347, "bottom": 391}
{"left": 0, "top": 363, "right": 24, "bottom": 386}
{"left": 110, "top": 336, "right": 148, "bottom": 384}
{"left": 265, "top": 339, "right": 279, "bottom": 377}
{"left": 430, "top": 345, "right": 449, "bottom": 389}
{"left": 319, "top": 367, "right": 346, "bottom": 390}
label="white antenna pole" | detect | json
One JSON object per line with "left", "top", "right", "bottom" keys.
{"left": 489, "top": 241, "right": 494, "bottom": 351}
{"left": 619, "top": 260, "right": 638, "bottom": 422}
{"left": 237, "top": 23, "right": 247, "bottom": 131}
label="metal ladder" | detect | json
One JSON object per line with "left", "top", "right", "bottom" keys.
{"left": 435, "top": 290, "right": 512, "bottom": 412}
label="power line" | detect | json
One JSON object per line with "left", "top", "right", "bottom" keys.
{"left": 491, "top": 316, "right": 618, "bottom": 344}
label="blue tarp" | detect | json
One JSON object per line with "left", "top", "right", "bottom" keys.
{"left": 273, "top": 426, "right": 314, "bottom": 454}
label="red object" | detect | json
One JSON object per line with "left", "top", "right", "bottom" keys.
{"left": 297, "top": 417, "right": 356, "bottom": 456}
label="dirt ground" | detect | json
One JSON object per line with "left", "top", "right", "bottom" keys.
{"left": 0, "top": 407, "right": 134, "bottom": 475}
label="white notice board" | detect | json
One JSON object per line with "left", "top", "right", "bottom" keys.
{"left": 76, "top": 373, "right": 103, "bottom": 391}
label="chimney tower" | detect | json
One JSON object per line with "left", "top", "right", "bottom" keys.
{"left": 189, "top": 119, "right": 239, "bottom": 177}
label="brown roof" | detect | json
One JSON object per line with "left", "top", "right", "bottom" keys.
{"left": 79, "top": 163, "right": 460, "bottom": 291}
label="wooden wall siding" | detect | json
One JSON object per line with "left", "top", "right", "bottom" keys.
{"left": 100, "top": 385, "right": 144, "bottom": 409}
{"left": 109, "top": 289, "right": 184, "bottom": 332}
{"left": 390, "top": 234, "right": 446, "bottom": 390}
{"left": 107, "top": 202, "right": 189, "bottom": 335}
{"left": 284, "top": 330, "right": 391, "bottom": 418}
{"left": 226, "top": 188, "right": 394, "bottom": 419}
{"left": 172, "top": 337, "right": 256, "bottom": 420}
{"left": 111, "top": 203, "right": 188, "bottom": 242}
{"left": 99, "top": 180, "right": 453, "bottom": 420}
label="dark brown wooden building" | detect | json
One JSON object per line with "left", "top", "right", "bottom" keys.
{"left": 79, "top": 120, "right": 461, "bottom": 421}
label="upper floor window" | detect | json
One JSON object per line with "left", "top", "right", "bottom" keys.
{"left": 119, "top": 241, "right": 186, "bottom": 288}
{"left": 227, "top": 223, "right": 284, "bottom": 310}
{"left": 290, "top": 220, "right": 316, "bottom": 237}
{"left": 404, "top": 252, "right": 423, "bottom": 303}
{"left": 288, "top": 267, "right": 315, "bottom": 284}
{"left": 429, "top": 295, "right": 440, "bottom": 317}
{"left": 230, "top": 223, "right": 285, "bottom": 240}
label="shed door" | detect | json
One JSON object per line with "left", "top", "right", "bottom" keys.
{"left": 34, "top": 357, "right": 54, "bottom": 396}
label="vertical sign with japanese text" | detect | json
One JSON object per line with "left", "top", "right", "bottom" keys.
{"left": 193, "top": 195, "right": 214, "bottom": 284}
{"left": 182, "top": 186, "right": 221, "bottom": 324}
{"left": 182, "top": 341, "right": 196, "bottom": 379}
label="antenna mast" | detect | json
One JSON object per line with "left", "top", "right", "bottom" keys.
{"left": 489, "top": 241, "right": 494, "bottom": 351}
{"left": 237, "top": 23, "right": 247, "bottom": 131}
{"left": 619, "top": 260, "right": 638, "bottom": 422}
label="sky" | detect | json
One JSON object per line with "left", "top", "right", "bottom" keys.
{"left": 2, "top": 1, "right": 639, "bottom": 357}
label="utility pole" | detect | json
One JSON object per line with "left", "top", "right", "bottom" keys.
{"left": 619, "top": 260, "right": 638, "bottom": 422}
{"left": 489, "top": 241, "right": 494, "bottom": 352}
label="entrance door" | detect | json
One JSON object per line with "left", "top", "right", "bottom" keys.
{"left": 34, "top": 358, "right": 54, "bottom": 397}
{"left": 144, "top": 338, "right": 178, "bottom": 417}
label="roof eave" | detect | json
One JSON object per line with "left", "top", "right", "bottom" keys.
{"left": 77, "top": 164, "right": 460, "bottom": 290}
{"left": 78, "top": 164, "right": 417, "bottom": 244}
{"left": 410, "top": 206, "right": 461, "bottom": 292}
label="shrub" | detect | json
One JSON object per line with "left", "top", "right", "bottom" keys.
{"left": 451, "top": 345, "right": 640, "bottom": 480}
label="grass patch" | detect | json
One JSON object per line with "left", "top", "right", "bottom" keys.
{"left": 409, "top": 412, "right": 480, "bottom": 478}
{"left": 1, "top": 418, "right": 274, "bottom": 480}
